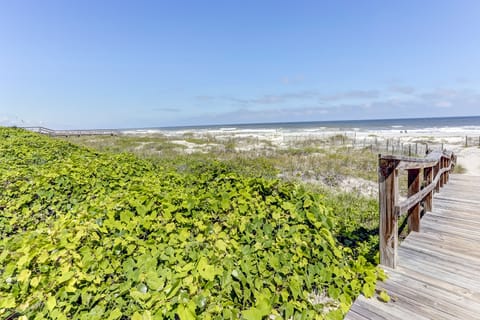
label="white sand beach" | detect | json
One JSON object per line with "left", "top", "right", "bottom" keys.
{"left": 123, "top": 125, "right": 480, "bottom": 175}
{"left": 457, "top": 147, "right": 480, "bottom": 176}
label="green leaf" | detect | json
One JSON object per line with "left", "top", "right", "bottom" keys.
{"left": 0, "top": 295, "right": 16, "bottom": 309}
{"left": 30, "top": 276, "right": 41, "bottom": 288}
{"left": 303, "top": 198, "right": 313, "bottom": 208}
{"left": 57, "top": 270, "right": 75, "bottom": 284}
{"left": 197, "top": 256, "right": 218, "bottom": 281}
{"left": 107, "top": 308, "right": 123, "bottom": 320}
{"left": 145, "top": 272, "right": 165, "bottom": 291}
{"left": 177, "top": 304, "right": 195, "bottom": 320}
{"left": 131, "top": 312, "right": 143, "bottom": 320}
{"left": 242, "top": 307, "right": 262, "bottom": 320}
{"left": 17, "top": 269, "right": 31, "bottom": 283}
{"left": 257, "top": 300, "right": 271, "bottom": 316}
{"left": 378, "top": 290, "right": 390, "bottom": 303}
{"left": 377, "top": 268, "right": 388, "bottom": 281}
{"left": 231, "top": 269, "right": 240, "bottom": 280}
{"left": 214, "top": 239, "right": 228, "bottom": 252}
{"left": 46, "top": 295, "right": 57, "bottom": 311}
{"left": 16, "top": 255, "right": 29, "bottom": 268}
{"left": 362, "top": 283, "right": 375, "bottom": 298}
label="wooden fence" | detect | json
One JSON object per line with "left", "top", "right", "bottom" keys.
{"left": 378, "top": 150, "right": 456, "bottom": 268}
{"left": 282, "top": 134, "right": 439, "bottom": 157}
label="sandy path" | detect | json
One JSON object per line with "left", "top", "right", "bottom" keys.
{"left": 456, "top": 147, "right": 480, "bottom": 176}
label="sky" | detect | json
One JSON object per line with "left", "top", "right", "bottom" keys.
{"left": 1, "top": 0, "right": 480, "bottom": 129}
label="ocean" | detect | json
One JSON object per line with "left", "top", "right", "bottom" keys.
{"left": 153, "top": 115, "right": 480, "bottom": 133}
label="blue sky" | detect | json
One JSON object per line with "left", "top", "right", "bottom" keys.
{"left": 1, "top": 0, "right": 479, "bottom": 129}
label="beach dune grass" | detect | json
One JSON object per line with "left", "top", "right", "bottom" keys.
{"left": 62, "top": 134, "right": 380, "bottom": 188}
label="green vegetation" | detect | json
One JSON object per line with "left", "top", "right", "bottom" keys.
{"left": 64, "top": 134, "right": 379, "bottom": 184}
{"left": 0, "top": 128, "right": 383, "bottom": 319}
{"left": 453, "top": 163, "right": 467, "bottom": 174}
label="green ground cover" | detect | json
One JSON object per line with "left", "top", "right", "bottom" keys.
{"left": 0, "top": 128, "right": 382, "bottom": 319}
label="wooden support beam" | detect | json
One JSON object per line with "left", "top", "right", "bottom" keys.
{"left": 444, "top": 158, "right": 448, "bottom": 184}
{"left": 423, "top": 167, "right": 433, "bottom": 212}
{"left": 446, "top": 158, "right": 450, "bottom": 183}
{"left": 379, "top": 157, "right": 399, "bottom": 268}
{"left": 434, "top": 162, "right": 440, "bottom": 192}
{"left": 440, "top": 158, "right": 445, "bottom": 188}
{"left": 407, "top": 169, "right": 421, "bottom": 232}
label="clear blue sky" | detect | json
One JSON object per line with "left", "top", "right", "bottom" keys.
{"left": 1, "top": 0, "right": 479, "bottom": 129}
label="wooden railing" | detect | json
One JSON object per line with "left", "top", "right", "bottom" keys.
{"left": 22, "top": 127, "right": 118, "bottom": 137}
{"left": 22, "top": 126, "right": 56, "bottom": 135}
{"left": 378, "top": 150, "right": 456, "bottom": 268}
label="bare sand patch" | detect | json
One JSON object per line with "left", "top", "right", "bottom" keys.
{"left": 456, "top": 147, "right": 480, "bottom": 176}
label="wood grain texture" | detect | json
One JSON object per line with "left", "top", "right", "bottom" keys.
{"left": 407, "top": 169, "right": 420, "bottom": 232}
{"left": 379, "top": 158, "right": 399, "bottom": 268}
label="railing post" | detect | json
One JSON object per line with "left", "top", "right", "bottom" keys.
{"left": 434, "top": 161, "right": 440, "bottom": 192}
{"left": 423, "top": 166, "right": 433, "bottom": 212}
{"left": 379, "top": 156, "right": 399, "bottom": 268}
{"left": 446, "top": 158, "right": 451, "bottom": 183}
{"left": 440, "top": 158, "right": 445, "bottom": 188}
{"left": 443, "top": 158, "right": 448, "bottom": 184}
{"left": 408, "top": 169, "right": 421, "bottom": 232}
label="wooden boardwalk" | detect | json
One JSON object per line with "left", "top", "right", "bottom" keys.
{"left": 346, "top": 174, "right": 480, "bottom": 320}
{"left": 22, "top": 126, "right": 118, "bottom": 136}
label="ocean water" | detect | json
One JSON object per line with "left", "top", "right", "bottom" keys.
{"left": 151, "top": 116, "right": 480, "bottom": 133}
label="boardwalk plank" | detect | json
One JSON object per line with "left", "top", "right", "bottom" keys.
{"left": 382, "top": 269, "right": 480, "bottom": 314}
{"left": 378, "top": 278, "right": 477, "bottom": 319}
{"left": 401, "top": 235, "right": 480, "bottom": 268}
{"left": 386, "top": 266, "right": 478, "bottom": 301}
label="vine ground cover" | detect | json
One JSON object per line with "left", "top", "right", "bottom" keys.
{"left": 0, "top": 128, "right": 383, "bottom": 319}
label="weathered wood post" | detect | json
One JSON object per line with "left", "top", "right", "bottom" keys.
{"left": 440, "top": 157, "right": 445, "bottom": 188}
{"left": 433, "top": 159, "right": 440, "bottom": 193}
{"left": 423, "top": 166, "right": 433, "bottom": 212}
{"left": 445, "top": 157, "right": 451, "bottom": 183}
{"left": 443, "top": 157, "right": 448, "bottom": 185}
{"left": 407, "top": 169, "right": 421, "bottom": 232}
{"left": 379, "top": 156, "right": 399, "bottom": 268}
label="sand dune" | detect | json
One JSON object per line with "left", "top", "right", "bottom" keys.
{"left": 457, "top": 147, "right": 480, "bottom": 176}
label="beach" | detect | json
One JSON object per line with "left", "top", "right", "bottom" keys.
{"left": 122, "top": 119, "right": 480, "bottom": 176}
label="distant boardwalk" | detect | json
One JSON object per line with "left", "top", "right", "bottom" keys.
{"left": 22, "top": 126, "right": 118, "bottom": 137}
{"left": 346, "top": 174, "right": 480, "bottom": 319}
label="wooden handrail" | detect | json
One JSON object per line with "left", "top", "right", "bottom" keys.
{"left": 22, "top": 127, "right": 118, "bottom": 137}
{"left": 378, "top": 150, "right": 456, "bottom": 268}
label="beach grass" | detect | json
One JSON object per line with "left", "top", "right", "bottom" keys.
{"left": 61, "top": 134, "right": 380, "bottom": 188}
